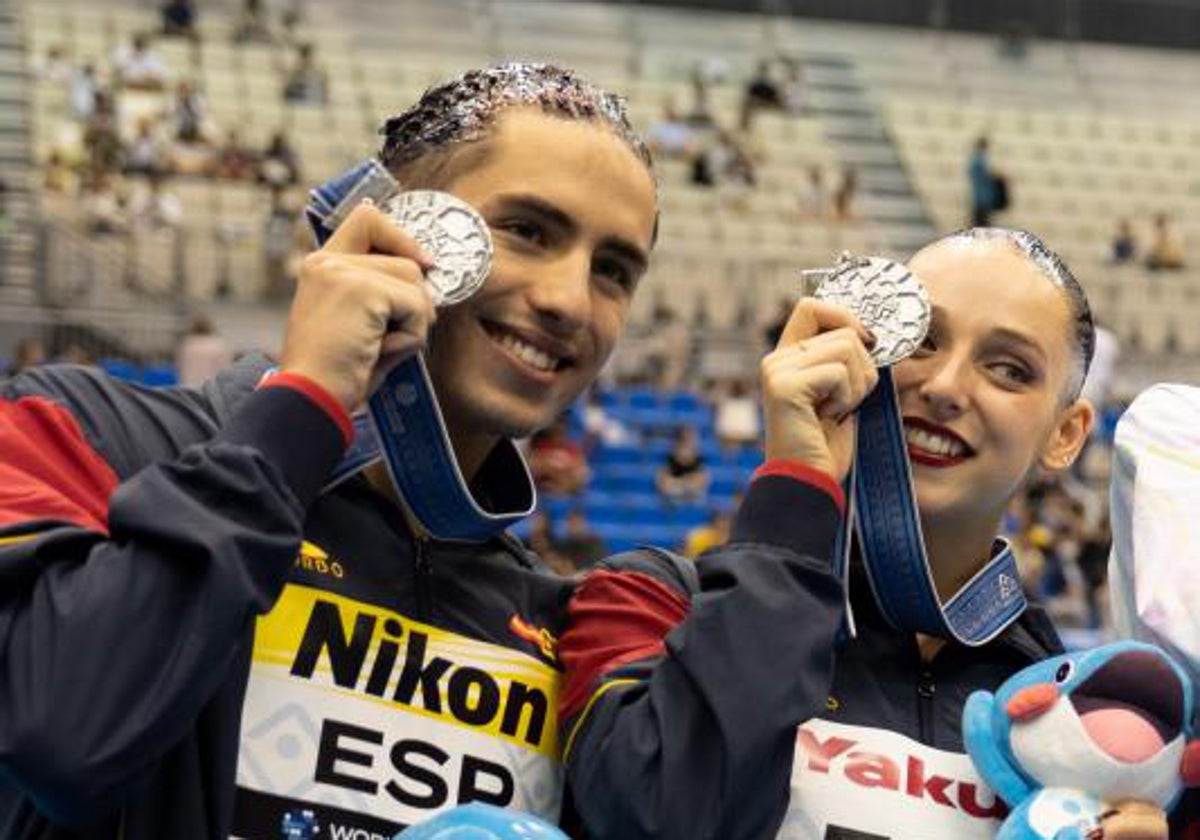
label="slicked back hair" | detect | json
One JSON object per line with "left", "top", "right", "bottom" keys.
{"left": 924, "top": 227, "right": 1095, "bottom": 401}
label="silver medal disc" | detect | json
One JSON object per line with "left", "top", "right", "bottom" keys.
{"left": 812, "top": 254, "right": 931, "bottom": 367}
{"left": 383, "top": 190, "right": 493, "bottom": 307}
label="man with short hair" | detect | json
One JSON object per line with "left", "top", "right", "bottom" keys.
{"left": 0, "top": 63, "right": 656, "bottom": 839}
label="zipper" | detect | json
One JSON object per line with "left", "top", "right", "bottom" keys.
{"left": 413, "top": 535, "right": 431, "bottom": 619}
{"left": 916, "top": 666, "right": 937, "bottom": 745}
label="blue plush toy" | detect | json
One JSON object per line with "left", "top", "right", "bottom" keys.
{"left": 963, "top": 641, "right": 1200, "bottom": 839}
{"left": 394, "top": 803, "right": 568, "bottom": 840}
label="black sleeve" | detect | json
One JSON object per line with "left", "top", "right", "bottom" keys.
{"left": 559, "top": 470, "right": 847, "bottom": 840}
{"left": 0, "top": 367, "right": 346, "bottom": 826}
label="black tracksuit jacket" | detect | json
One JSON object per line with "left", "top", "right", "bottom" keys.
{"left": 559, "top": 465, "right": 1200, "bottom": 840}
{"left": 0, "top": 357, "right": 572, "bottom": 838}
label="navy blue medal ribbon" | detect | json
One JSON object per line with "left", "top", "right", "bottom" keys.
{"left": 309, "top": 159, "right": 535, "bottom": 541}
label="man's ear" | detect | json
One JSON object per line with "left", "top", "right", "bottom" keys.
{"left": 1039, "top": 398, "right": 1095, "bottom": 471}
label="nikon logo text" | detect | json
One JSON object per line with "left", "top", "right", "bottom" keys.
{"left": 289, "top": 599, "right": 550, "bottom": 749}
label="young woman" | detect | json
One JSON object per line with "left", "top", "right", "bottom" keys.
{"left": 556, "top": 230, "right": 1167, "bottom": 840}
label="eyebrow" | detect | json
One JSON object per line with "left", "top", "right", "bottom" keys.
{"left": 929, "top": 306, "right": 1047, "bottom": 362}
{"left": 489, "top": 193, "right": 650, "bottom": 275}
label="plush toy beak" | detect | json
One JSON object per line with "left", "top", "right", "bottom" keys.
{"left": 1182, "top": 740, "right": 1200, "bottom": 787}
{"left": 1007, "top": 683, "right": 1060, "bottom": 721}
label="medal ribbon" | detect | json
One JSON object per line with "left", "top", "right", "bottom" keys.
{"left": 309, "top": 160, "right": 535, "bottom": 541}
{"left": 826, "top": 320, "right": 1026, "bottom": 647}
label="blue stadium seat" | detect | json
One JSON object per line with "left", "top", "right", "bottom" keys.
{"left": 100, "top": 358, "right": 139, "bottom": 381}
{"left": 666, "top": 391, "right": 703, "bottom": 413}
{"left": 667, "top": 504, "right": 711, "bottom": 528}
{"left": 591, "top": 445, "right": 644, "bottom": 466}
{"left": 626, "top": 407, "right": 677, "bottom": 431}
{"left": 627, "top": 388, "right": 660, "bottom": 410}
{"left": 141, "top": 365, "right": 179, "bottom": 387}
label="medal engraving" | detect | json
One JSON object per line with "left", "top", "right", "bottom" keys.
{"left": 813, "top": 254, "right": 931, "bottom": 367}
{"left": 384, "top": 191, "right": 493, "bottom": 306}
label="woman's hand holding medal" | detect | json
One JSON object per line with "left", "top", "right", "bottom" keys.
{"left": 761, "top": 298, "right": 878, "bottom": 481}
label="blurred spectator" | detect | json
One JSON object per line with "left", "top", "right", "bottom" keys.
{"left": 7, "top": 337, "right": 46, "bottom": 376}
{"left": 233, "top": 0, "right": 274, "bottom": 43}
{"left": 1145, "top": 213, "right": 1185, "bottom": 270}
{"left": 1110, "top": 219, "right": 1136, "bottom": 264}
{"left": 176, "top": 314, "right": 233, "bottom": 387}
{"left": 160, "top": 0, "right": 197, "bottom": 39}
{"left": 1004, "top": 496, "right": 1046, "bottom": 594}
{"left": 60, "top": 343, "right": 95, "bottom": 366}
{"left": 682, "top": 508, "right": 732, "bottom": 558}
{"left": 643, "top": 304, "right": 690, "bottom": 389}
{"left": 129, "top": 172, "right": 184, "bottom": 230}
{"left": 657, "top": 427, "right": 709, "bottom": 505}
{"left": 262, "top": 187, "right": 301, "bottom": 299}
{"left": 646, "top": 99, "right": 697, "bottom": 161}
{"left": 70, "top": 63, "right": 100, "bottom": 120}
{"left": 43, "top": 150, "right": 76, "bottom": 194}
{"left": 780, "top": 57, "right": 806, "bottom": 115}
{"left": 529, "top": 417, "right": 589, "bottom": 496}
{"left": 81, "top": 174, "right": 130, "bottom": 235}
{"left": 172, "top": 80, "right": 210, "bottom": 145}
{"left": 36, "top": 46, "right": 73, "bottom": 85}
{"left": 213, "top": 129, "right": 259, "bottom": 181}
{"left": 526, "top": 512, "right": 573, "bottom": 577}
{"left": 258, "top": 130, "right": 301, "bottom": 187}
{"left": 744, "top": 60, "right": 782, "bottom": 112}
{"left": 113, "top": 33, "right": 169, "bottom": 91}
{"left": 968, "top": 135, "right": 997, "bottom": 226}
{"left": 686, "top": 65, "right": 715, "bottom": 127}
{"left": 798, "top": 165, "right": 827, "bottom": 218}
{"left": 582, "top": 390, "right": 633, "bottom": 449}
{"left": 283, "top": 42, "right": 328, "bottom": 104}
{"left": 124, "top": 117, "right": 171, "bottom": 177}
{"left": 553, "top": 509, "right": 609, "bottom": 572}
{"left": 693, "top": 128, "right": 755, "bottom": 192}
{"left": 832, "top": 165, "right": 858, "bottom": 222}
{"left": 279, "top": 8, "right": 304, "bottom": 50}
{"left": 1075, "top": 510, "right": 1111, "bottom": 631}
{"left": 999, "top": 19, "right": 1032, "bottom": 61}
{"left": 723, "top": 130, "right": 758, "bottom": 191}
{"left": 83, "top": 109, "right": 123, "bottom": 178}
{"left": 714, "top": 378, "right": 760, "bottom": 450}
{"left": 689, "top": 143, "right": 716, "bottom": 188}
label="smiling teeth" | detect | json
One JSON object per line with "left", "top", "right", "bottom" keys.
{"left": 905, "top": 427, "right": 965, "bottom": 458}
{"left": 497, "top": 331, "right": 559, "bottom": 372}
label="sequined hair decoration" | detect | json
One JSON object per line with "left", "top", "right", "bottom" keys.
{"left": 378, "top": 62, "right": 652, "bottom": 175}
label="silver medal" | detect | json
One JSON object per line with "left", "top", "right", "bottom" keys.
{"left": 812, "top": 254, "right": 931, "bottom": 367}
{"left": 383, "top": 190, "right": 493, "bottom": 307}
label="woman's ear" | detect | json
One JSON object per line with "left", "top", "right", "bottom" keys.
{"left": 1039, "top": 398, "right": 1096, "bottom": 471}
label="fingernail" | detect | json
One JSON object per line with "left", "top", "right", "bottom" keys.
{"left": 863, "top": 329, "right": 877, "bottom": 348}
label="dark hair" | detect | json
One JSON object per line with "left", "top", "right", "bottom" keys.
{"left": 379, "top": 62, "right": 652, "bottom": 177}
{"left": 926, "top": 227, "right": 1095, "bottom": 400}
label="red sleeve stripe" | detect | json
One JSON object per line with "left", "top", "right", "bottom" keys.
{"left": 0, "top": 396, "right": 119, "bottom": 534}
{"left": 559, "top": 569, "right": 690, "bottom": 721}
{"left": 258, "top": 371, "right": 353, "bottom": 447}
{"left": 752, "top": 459, "right": 845, "bottom": 513}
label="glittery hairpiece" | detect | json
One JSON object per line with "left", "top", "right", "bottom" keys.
{"left": 378, "top": 62, "right": 653, "bottom": 176}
